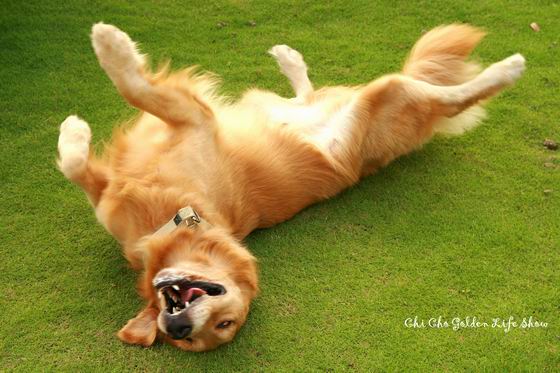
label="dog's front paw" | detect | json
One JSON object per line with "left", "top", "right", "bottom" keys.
{"left": 58, "top": 115, "right": 91, "bottom": 179}
{"left": 91, "top": 22, "right": 145, "bottom": 73}
{"left": 268, "top": 44, "right": 307, "bottom": 75}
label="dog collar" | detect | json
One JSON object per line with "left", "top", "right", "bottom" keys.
{"left": 154, "top": 206, "right": 210, "bottom": 236}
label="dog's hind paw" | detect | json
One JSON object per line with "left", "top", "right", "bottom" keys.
{"left": 487, "top": 53, "right": 526, "bottom": 86}
{"left": 58, "top": 115, "right": 91, "bottom": 179}
{"left": 498, "top": 53, "right": 526, "bottom": 83}
{"left": 91, "top": 22, "right": 145, "bottom": 74}
{"left": 268, "top": 44, "right": 307, "bottom": 76}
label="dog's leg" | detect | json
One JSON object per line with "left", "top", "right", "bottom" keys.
{"left": 58, "top": 115, "right": 108, "bottom": 206}
{"left": 269, "top": 45, "right": 313, "bottom": 102}
{"left": 320, "top": 54, "right": 525, "bottom": 178}
{"left": 431, "top": 54, "right": 526, "bottom": 117}
{"left": 91, "top": 23, "right": 212, "bottom": 127}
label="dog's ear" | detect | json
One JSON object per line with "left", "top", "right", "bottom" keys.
{"left": 117, "top": 304, "right": 159, "bottom": 347}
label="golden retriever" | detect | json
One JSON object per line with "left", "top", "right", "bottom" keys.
{"left": 57, "top": 23, "right": 524, "bottom": 351}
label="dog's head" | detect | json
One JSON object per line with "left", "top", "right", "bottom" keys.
{"left": 117, "top": 227, "right": 258, "bottom": 351}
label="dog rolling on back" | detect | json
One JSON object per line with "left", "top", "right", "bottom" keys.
{"left": 57, "top": 23, "right": 524, "bottom": 351}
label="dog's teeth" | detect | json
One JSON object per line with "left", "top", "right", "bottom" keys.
{"left": 172, "top": 285, "right": 180, "bottom": 291}
{"left": 185, "top": 301, "right": 190, "bottom": 308}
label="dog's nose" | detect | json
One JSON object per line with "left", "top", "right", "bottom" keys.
{"left": 167, "top": 318, "right": 193, "bottom": 340}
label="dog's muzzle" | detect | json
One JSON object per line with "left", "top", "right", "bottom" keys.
{"left": 154, "top": 273, "right": 226, "bottom": 339}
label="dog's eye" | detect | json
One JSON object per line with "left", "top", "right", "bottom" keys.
{"left": 216, "top": 320, "right": 233, "bottom": 329}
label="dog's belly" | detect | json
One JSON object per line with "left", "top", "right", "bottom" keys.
{"left": 264, "top": 100, "right": 357, "bottom": 161}
{"left": 267, "top": 103, "right": 326, "bottom": 127}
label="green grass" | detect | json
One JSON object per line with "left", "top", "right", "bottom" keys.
{"left": 1, "top": 0, "right": 559, "bottom": 371}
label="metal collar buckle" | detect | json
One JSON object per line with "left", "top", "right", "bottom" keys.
{"left": 173, "top": 207, "right": 201, "bottom": 228}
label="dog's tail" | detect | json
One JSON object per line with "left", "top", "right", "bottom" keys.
{"left": 403, "top": 24, "right": 485, "bottom": 85}
{"left": 403, "top": 24, "right": 487, "bottom": 135}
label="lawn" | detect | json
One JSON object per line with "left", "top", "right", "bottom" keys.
{"left": 1, "top": 0, "right": 559, "bottom": 371}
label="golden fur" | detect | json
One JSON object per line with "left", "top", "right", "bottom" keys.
{"left": 57, "top": 23, "right": 524, "bottom": 351}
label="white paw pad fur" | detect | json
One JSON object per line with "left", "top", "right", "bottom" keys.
{"left": 268, "top": 44, "right": 307, "bottom": 76}
{"left": 58, "top": 115, "right": 91, "bottom": 179}
{"left": 91, "top": 22, "right": 145, "bottom": 72}
{"left": 491, "top": 53, "right": 526, "bottom": 85}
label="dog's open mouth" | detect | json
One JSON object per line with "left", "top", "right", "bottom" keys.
{"left": 156, "top": 280, "right": 226, "bottom": 314}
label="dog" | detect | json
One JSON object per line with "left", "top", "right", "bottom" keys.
{"left": 57, "top": 23, "right": 524, "bottom": 351}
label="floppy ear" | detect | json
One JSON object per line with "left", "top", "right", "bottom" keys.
{"left": 117, "top": 305, "right": 159, "bottom": 347}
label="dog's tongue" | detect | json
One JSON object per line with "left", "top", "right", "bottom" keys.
{"left": 182, "top": 287, "right": 206, "bottom": 303}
